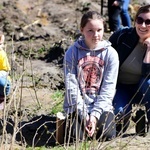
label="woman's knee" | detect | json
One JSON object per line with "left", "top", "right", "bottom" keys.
{"left": 139, "top": 78, "right": 150, "bottom": 89}
{"left": 96, "top": 112, "right": 116, "bottom": 140}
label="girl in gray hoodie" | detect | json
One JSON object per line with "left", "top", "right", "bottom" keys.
{"left": 63, "top": 11, "right": 119, "bottom": 142}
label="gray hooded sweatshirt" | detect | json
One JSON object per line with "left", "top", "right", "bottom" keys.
{"left": 63, "top": 37, "right": 119, "bottom": 120}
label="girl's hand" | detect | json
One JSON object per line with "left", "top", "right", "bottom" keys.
{"left": 85, "top": 115, "right": 90, "bottom": 132}
{"left": 85, "top": 115, "right": 97, "bottom": 137}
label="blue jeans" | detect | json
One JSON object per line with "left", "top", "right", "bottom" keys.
{"left": 138, "top": 78, "right": 150, "bottom": 121}
{"left": 120, "top": 0, "right": 131, "bottom": 27}
{"left": 108, "top": 0, "right": 131, "bottom": 31}
{"left": 0, "top": 77, "right": 11, "bottom": 97}
{"left": 113, "top": 78, "right": 150, "bottom": 123}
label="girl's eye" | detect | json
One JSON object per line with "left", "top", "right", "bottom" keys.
{"left": 98, "top": 29, "right": 102, "bottom": 32}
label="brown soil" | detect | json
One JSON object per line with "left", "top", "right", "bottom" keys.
{"left": 0, "top": 0, "right": 150, "bottom": 149}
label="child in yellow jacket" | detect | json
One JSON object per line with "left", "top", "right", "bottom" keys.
{"left": 0, "top": 31, "right": 11, "bottom": 110}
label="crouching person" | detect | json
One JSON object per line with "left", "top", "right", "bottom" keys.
{"left": 63, "top": 11, "right": 119, "bottom": 144}
{"left": 0, "top": 31, "right": 11, "bottom": 110}
{"left": 109, "top": 4, "right": 150, "bottom": 136}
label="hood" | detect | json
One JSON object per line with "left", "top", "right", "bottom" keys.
{"left": 74, "top": 36, "right": 112, "bottom": 51}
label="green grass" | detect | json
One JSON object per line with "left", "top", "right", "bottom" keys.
{"left": 50, "top": 90, "right": 64, "bottom": 114}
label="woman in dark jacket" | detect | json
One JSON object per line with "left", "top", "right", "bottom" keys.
{"left": 109, "top": 4, "right": 150, "bottom": 135}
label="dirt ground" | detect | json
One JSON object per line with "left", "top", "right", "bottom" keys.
{"left": 0, "top": 0, "right": 150, "bottom": 149}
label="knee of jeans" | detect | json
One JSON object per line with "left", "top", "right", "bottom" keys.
{"left": 140, "top": 78, "right": 150, "bottom": 86}
{"left": 104, "top": 130, "right": 116, "bottom": 141}
{"left": 0, "top": 80, "right": 11, "bottom": 96}
{"left": 121, "top": 8, "right": 128, "bottom": 13}
{"left": 0, "top": 78, "right": 7, "bottom": 86}
{"left": 147, "top": 79, "right": 150, "bottom": 85}
{"left": 139, "top": 79, "right": 150, "bottom": 93}
{"left": 114, "top": 107, "right": 123, "bottom": 115}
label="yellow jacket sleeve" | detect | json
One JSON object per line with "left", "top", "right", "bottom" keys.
{"left": 0, "top": 49, "right": 11, "bottom": 71}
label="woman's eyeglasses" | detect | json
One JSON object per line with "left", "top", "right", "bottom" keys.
{"left": 136, "top": 17, "right": 150, "bottom": 26}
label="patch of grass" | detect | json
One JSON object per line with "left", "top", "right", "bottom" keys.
{"left": 37, "top": 47, "right": 46, "bottom": 54}
{"left": 0, "top": 4, "right": 3, "bottom": 10}
{"left": 49, "top": 141, "right": 91, "bottom": 150}
{"left": 50, "top": 90, "right": 64, "bottom": 114}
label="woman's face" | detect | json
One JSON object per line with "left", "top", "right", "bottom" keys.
{"left": 135, "top": 12, "right": 150, "bottom": 42}
{"left": 80, "top": 19, "right": 104, "bottom": 49}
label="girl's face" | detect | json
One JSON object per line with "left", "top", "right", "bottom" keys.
{"left": 135, "top": 12, "right": 150, "bottom": 42}
{"left": 80, "top": 19, "right": 104, "bottom": 49}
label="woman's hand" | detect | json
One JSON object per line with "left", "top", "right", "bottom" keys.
{"left": 144, "top": 37, "right": 150, "bottom": 49}
{"left": 143, "top": 37, "right": 150, "bottom": 63}
{"left": 85, "top": 115, "right": 97, "bottom": 137}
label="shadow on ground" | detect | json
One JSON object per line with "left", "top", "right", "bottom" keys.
{"left": 0, "top": 115, "right": 60, "bottom": 147}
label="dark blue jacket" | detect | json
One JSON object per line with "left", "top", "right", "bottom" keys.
{"left": 109, "top": 27, "right": 150, "bottom": 77}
